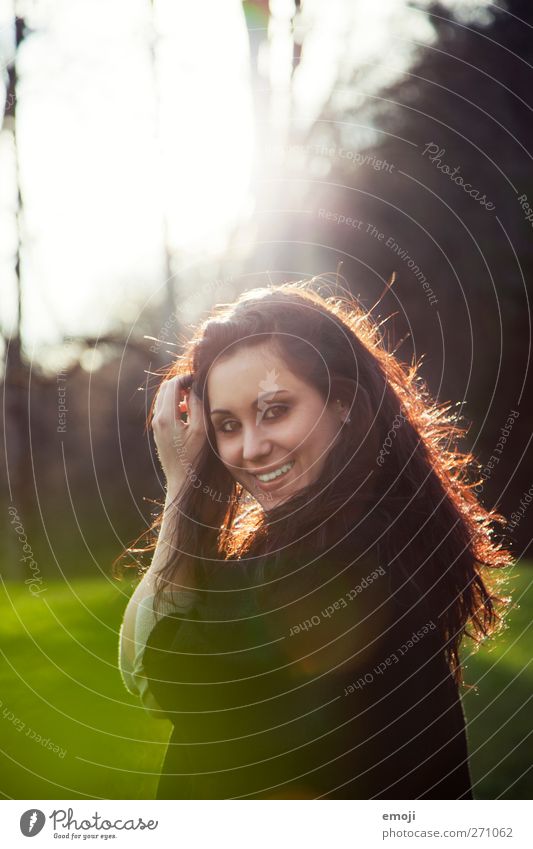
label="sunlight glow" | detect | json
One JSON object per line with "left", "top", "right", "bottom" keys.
{"left": 0, "top": 0, "right": 254, "bottom": 345}
{"left": 0, "top": 0, "right": 495, "bottom": 347}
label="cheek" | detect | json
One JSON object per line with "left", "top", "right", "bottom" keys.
{"left": 214, "top": 436, "right": 234, "bottom": 466}
{"left": 306, "top": 420, "right": 341, "bottom": 465}
{"left": 298, "top": 410, "right": 338, "bottom": 449}
{"left": 216, "top": 440, "right": 247, "bottom": 477}
{"left": 284, "top": 404, "right": 327, "bottom": 441}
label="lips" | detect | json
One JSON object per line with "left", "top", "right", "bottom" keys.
{"left": 250, "top": 459, "right": 295, "bottom": 488}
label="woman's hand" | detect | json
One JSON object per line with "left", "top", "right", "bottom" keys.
{"left": 151, "top": 374, "right": 206, "bottom": 502}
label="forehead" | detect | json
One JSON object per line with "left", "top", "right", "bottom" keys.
{"left": 207, "top": 343, "right": 309, "bottom": 408}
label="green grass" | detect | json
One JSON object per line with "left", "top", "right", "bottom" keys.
{"left": 0, "top": 575, "right": 168, "bottom": 800}
{"left": 460, "top": 565, "right": 533, "bottom": 799}
{"left": 0, "top": 566, "right": 531, "bottom": 799}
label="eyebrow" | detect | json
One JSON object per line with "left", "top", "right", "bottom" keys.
{"left": 210, "top": 389, "right": 292, "bottom": 417}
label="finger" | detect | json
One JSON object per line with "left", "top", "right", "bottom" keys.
{"left": 179, "top": 372, "right": 194, "bottom": 392}
{"left": 154, "top": 374, "right": 194, "bottom": 424}
{"left": 179, "top": 374, "right": 196, "bottom": 412}
{"left": 183, "top": 383, "right": 204, "bottom": 424}
{"left": 155, "top": 376, "right": 183, "bottom": 427}
{"left": 178, "top": 389, "right": 188, "bottom": 421}
{"left": 152, "top": 378, "right": 169, "bottom": 419}
{"left": 176, "top": 375, "right": 194, "bottom": 420}
{"left": 170, "top": 376, "right": 188, "bottom": 423}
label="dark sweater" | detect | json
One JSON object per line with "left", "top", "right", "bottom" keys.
{"left": 141, "top": 544, "right": 473, "bottom": 800}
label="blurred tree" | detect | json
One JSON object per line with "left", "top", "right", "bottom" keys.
{"left": 148, "top": 0, "right": 176, "bottom": 331}
{"left": 1, "top": 13, "right": 32, "bottom": 580}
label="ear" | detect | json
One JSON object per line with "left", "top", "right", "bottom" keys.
{"left": 328, "top": 380, "right": 382, "bottom": 488}
{"left": 329, "top": 377, "right": 360, "bottom": 415}
{"left": 330, "top": 378, "right": 376, "bottom": 435}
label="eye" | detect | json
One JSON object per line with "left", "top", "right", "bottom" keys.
{"left": 218, "top": 419, "right": 239, "bottom": 434}
{"left": 216, "top": 405, "right": 289, "bottom": 435}
{"left": 262, "top": 404, "right": 289, "bottom": 420}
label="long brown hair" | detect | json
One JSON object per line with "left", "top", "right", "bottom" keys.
{"left": 116, "top": 278, "right": 513, "bottom": 686}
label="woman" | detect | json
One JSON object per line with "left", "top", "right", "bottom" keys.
{"left": 118, "top": 279, "right": 511, "bottom": 799}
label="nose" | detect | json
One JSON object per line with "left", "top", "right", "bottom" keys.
{"left": 241, "top": 421, "right": 271, "bottom": 464}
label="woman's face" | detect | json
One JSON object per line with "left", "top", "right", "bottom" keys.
{"left": 206, "top": 342, "right": 346, "bottom": 509}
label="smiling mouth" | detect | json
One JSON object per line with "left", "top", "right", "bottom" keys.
{"left": 252, "top": 459, "right": 295, "bottom": 484}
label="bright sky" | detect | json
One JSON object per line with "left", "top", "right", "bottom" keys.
{"left": 0, "top": 0, "right": 254, "bottom": 347}
{"left": 0, "top": 0, "right": 492, "bottom": 350}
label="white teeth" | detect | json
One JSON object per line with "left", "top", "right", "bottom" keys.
{"left": 256, "top": 460, "right": 294, "bottom": 482}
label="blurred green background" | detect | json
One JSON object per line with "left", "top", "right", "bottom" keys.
{"left": 0, "top": 565, "right": 530, "bottom": 800}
